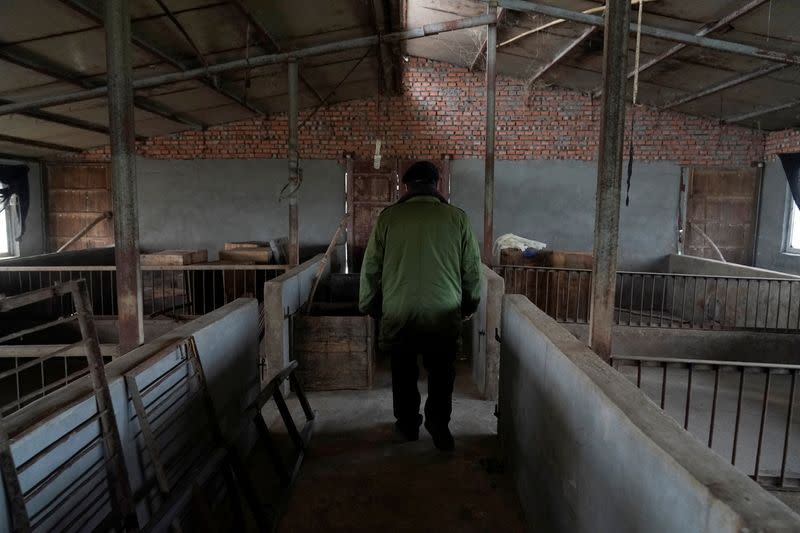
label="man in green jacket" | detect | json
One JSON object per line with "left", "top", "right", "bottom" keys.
{"left": 359, "top": 161, "right": 482, "bottom": 451}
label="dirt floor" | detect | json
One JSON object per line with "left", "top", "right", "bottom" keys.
{"left": 266, "top": 360, "right": 527, "bottom": 533}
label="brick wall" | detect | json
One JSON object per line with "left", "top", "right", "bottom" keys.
{"left": 766, "top": 129, "right": 800, "bottom": 158}
{"left": 77, "top": 58, "right": 765, "bottom": 166}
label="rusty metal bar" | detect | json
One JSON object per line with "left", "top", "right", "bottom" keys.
{"left": 527, "top": 26, "right": 597, "bottom": 86}
{"left": 483, "top": 1, "right": 498, "bottom": 264}
{"left": 732, "top": 367, "right": 745, "bottom": 464}
{"left": 619, "top": 0, "right": 771, "bottom": 90}
{"left": 105, "top": 0, "right": 144, "bottom": 354}
{"left": 588, "top": 0, "right": 630, "bottom": 362}
{"left": 288, "top": 58, "right": 300, "bottom": 266}
{"left": 0, "top": 14, "right": 496, "bottom": 116}
{"left": 754, "top": 369, "right": 771, "bottom": 480}
{"left": 725, "top": 98, "right": 800, "bottom": 124}
{"left": 684, "top": 364, "right": 693, "bottom": 430}
{"left": 496, "top": 0, "right": 800, "bottom": 65}
{"left": 708, "top": 365, "right": 721, "bottom": 447}
{"left": 661, "top": 63, "right": 787, "bottom": 110}
{"left": 780, "top": 369, "right": 796, "bottom": 485}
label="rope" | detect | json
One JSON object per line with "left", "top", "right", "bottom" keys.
{"left": 626, "top": 0, "right": 644, "bottom": 207}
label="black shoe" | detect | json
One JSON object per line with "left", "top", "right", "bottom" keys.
{"left": 395, "top": 415, "right": 422, "bottom": 441}
{"left": 424, "top": 420, "right": 455, "bottom": 451}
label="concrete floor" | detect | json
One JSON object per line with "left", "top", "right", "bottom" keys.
{"left": 269, "top": 360, "right": 526, "bottom": 533}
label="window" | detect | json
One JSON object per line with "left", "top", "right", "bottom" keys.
{"left": 0, "top": 196, "right": 17, "bottom": 258}
{"left": 788, "top": 200, "right": 800, "bottom": 253}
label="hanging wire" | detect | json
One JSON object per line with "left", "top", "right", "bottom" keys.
{"left": 626, "top": 0, "right": 644, "bottom": 207}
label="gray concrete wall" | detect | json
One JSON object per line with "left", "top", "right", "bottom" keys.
{"left": 451, "top": 160, "right": 680, "bottom": 271}
{"left": 565, "top": 323, "right": 800, "bottom": 365}
{"left": 136, "top": 157, "right": 344, "bottom": 260}
{"left": 499, "top": 294, "right": 800, "bottom": 532}
{"left": 0, "top": 159, "right": 45, "bottom": 258}
{"left": 0, "top": 299, "right": 259, "bottom": 530}
{"left": 755, "top": 161, "right": 800, "bottom": 275}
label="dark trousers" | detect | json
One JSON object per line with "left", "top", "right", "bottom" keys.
{"left": 390, "top": 339, "right": 457, "bottom": 429}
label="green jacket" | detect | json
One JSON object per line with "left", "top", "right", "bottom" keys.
{"left": 359, "top": 195, "right": 482, "bottom": 349}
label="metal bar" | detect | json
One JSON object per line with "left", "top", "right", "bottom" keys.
{"left": 125, "top": 375, "right": 171, "bottom": 495}
{"left": 725, "top": 98, "right": 800, "bottom": 124}
{"left": 106, "top": 0, "right": 144, "bottom": 354}
{"left": 288, "top": 58, "right": 300, "bottom": 266}
{"left": 71, "top": 277, "right": 137, "bottom": 528}
{"left": 779, "top": 369, "right": 796, "bottom": 485}
{"left": 0, "top": 14, "right": 497, "bottom": 116}
{"left": 527, "top": 26, "right": 597, "bottom": 85}
{"left": 588, "top": 0, "right": 630, "bottom": 362}
{"left": 154, "top": 0, "right": 208, "bottom": 68}
{"left": 0, "top": 35, "right": 204, "bottom": 130}
{"left": 484, "top": 1, "right": 498, "bottom": 264}
{"left": 624, "top": 0, "right": 770, "bottom": 82}
{"left": 708, "top": 365, "right": 721, "bottom": 448}
{"left": 229, "top": 0, "right": 324, "bottom": 102}
{"left": 754, "top": 370, "right": 771, "bottom": 479}
{"left": 58, "top": 0, "right": 251, "bottom": 122}
{"left": 0, "top": 315, "right": 78, "bottom": 345}
{"left": 661, "top": 63, "right": 787, "bottom": 110}
{"left": 289, "top": 372, "right": 315, "bottom": 421}
{"left": 56, "top": 211, "right": 112, "bottom": 253}
{"left": 660, "top": 362, "right": 667, "bottom": 409}
{"left": 470, "top": 7, "right": 504, "bottom": 71}
{"left": 0, "top": 97, "right": 124, "bottom": 140}
{"left": 0, "top": 133, "right": 83, "bottom": 154}
{"left": 732, "top": 367, "right": 745, "bottom": 465}
{"left": 273, "top": 388, "right": 304, "bottom": 450}
{"left": 0, "top": 339, "right": 85, "bottom": 381}
{"left": 496, "top": 0, "right": 800, "bottom": 65}
{"left": 684, "top": 364, "right": 693, "bottom": 430}
{"left": 611, "top": 355, "right": 800, "bottom": 371}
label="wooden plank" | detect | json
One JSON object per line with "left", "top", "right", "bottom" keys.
{"left": 141, "top": 249, "right": 208, "bottom": 266}
{"left": 223, "top": 241, "right": 267, "bottom": 251}
{"left": 218, "top": 248, "right": 272, "bottom": 264}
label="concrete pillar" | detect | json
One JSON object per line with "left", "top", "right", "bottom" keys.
{"left": 588, "top": 0, "right": 631, "bottom": 361}
{"left": 105, "top": 0, "right": 143, "bottom": 353}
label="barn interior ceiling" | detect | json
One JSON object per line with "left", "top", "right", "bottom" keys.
{"left": 0, "top": 0, "right": 797, "bottom": 159}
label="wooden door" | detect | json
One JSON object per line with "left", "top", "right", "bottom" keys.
{"left": 345, "top": 157, "right": 451, "bottom": 273}
{"left": 45, "top": 163, "right": 113, "bottom": 252}
{"left": 685, "top": 167, "right": 760, "bottom": 265}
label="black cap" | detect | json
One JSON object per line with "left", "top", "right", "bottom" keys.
{"left": 402, "top": 161, "right": 439, "bottom": 185}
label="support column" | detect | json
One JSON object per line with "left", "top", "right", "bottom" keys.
{"left": 105, "top": 0, "right": 143, "bottom": 353}
{"left": 589, "top": 0, "right": 631, "bottom": 362}
{"left": 288, "top": 58, "right": 300, "bottom": 266}
{"left": 483, "top": 1, "right": 497, "bottom": 264}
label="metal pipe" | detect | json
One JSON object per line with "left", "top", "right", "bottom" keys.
{"left": 288, "top": 59, "right": 300, "bottom": 266}
{"left": 0, "top": 14, "right": 496, "bottom": 117}
{"left": 496, "top": 0, "right": 800, "bottom": 65}
{"left": 105, "top": 0, "right": 144, "bottom": 354}
{"left": 725, "top": 98, "right": 800, "bottom": 124}
{"left": 690, "top": 222, "right": 726, "bottom": 262}
{"left": 588, "top": 0, "right": 630, "bottom": 362}
{"left": 483, "top": 2, "right": 497, "bottom": 264}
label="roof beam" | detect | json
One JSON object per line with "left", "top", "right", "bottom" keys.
{"left": 59, "top": 0, "right": 264, "bottom": 117}
{"left": 369, "top": 0, "right": 392, "bottom": 92}
{"left": 0, "top": 98, "right": 147, "bottom": 141}
{"left": 629, "top": 0, "right": 769, "bottom": 79}
{"left": 660, "top": 63, "right": 788, "bottom": 110}
{"left": 0, "top": 133, "right": 83, "bottom": 153}
{"left": 724, "top": 99, "right": 800, "bottom": 124}
{"left": 494, "top": 0, "right": 800, "bottom": 65}
{"left": 0, "top": 43, "right": 206, "bottom": 130}
{"left": 0, "top": 13, "right": 497, "bottom": 116}
{"left": 228, "top": 0, "right": 325, "bottom": 102}
{"left": 470, "top": 7, "right": 505, "bottom": 72}
{"left": 526, "top": 26, "right": 597, "bottom": 86}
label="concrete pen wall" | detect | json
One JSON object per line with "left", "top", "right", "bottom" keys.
{"left": 499, "top": 294, "right": 800, "bottom": 532}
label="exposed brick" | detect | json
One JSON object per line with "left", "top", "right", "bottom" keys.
{"left": 766, "top": 129, "right": 800, "bottom": 159}
{"left": 73, "top": 58, "right": 765, "bottom": 166}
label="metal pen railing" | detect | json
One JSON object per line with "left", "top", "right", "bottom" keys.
{"left": 612, "top": 356, "right": 799, "bottom": 490}
{"left": 0, "top": 264, "right": 288, "bottom": 319}
{"left": 495, "top": 265, "right": 800, "bottom": 332}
